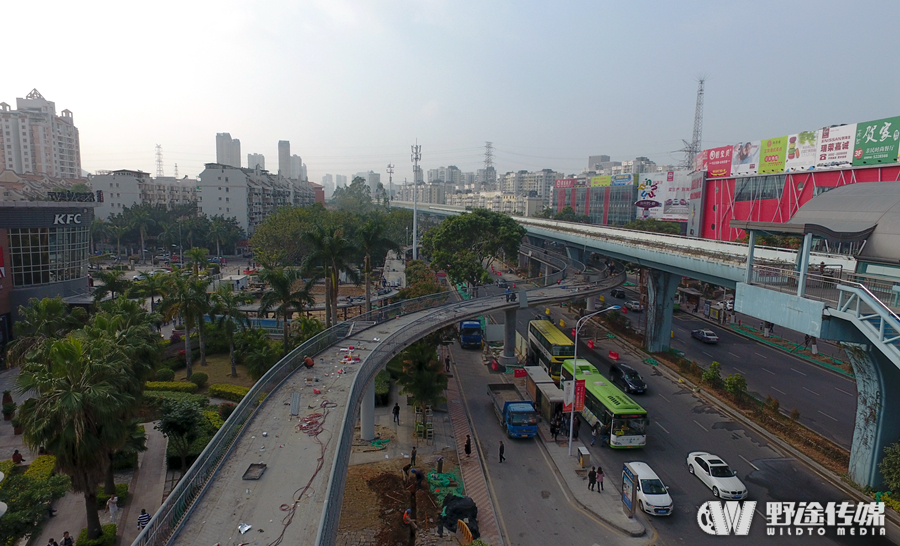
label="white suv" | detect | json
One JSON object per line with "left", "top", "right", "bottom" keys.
{"left": 628, "top": 461, "right": 673, "bottom": 516}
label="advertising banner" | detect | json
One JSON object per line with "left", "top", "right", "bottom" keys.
{"left": 590, "top": 175, "right": 611, "bottom": 187}
{"left": 563, "top": 379, "right": 585, "bottom": 413}
{"left": 706, "top": 145, "right": 733, "bottom": 178}
{"left": 853, "top": 116, "right": 900, "bottom": 166}
{"left": 687, "top": 171, "right": 706, "bottom": 237}
{"left": 731, "top": 140, "right": 761, "bottom": 175}
{"left": 554, "top": 178, "right": 576, "bottom": 189}
{"left": 636, "top": 173, "right": 663, "bottom": 218}
{"left": 817, "top": 124, "right": 856, "bottom": 169}
{"left": 784, "top": 130, "right": 819, "bottom": 172}
{"left": 638, "top": 172, "right": 691, "bottom": 221}
{"left": 758, "top": 136, "right": 788, "bottom": 174}
{"left": 611, "top": 174, "right": 635, "bottom": 186}
{"left": 693, "top": 149, "right": 709, "bottom": 172}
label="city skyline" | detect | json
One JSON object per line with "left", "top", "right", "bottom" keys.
{"left": 3, "top": 1, "right": 898, "bottom": 183}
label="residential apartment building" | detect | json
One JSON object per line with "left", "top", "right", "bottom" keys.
{"left": 335, "top": 174, "right": 348, "bottom": 188}
{"left": 90, "top": 170, "right": 199, "bottom": 218}
{"left": 290, "top": 154, "right": 304, "bottom": 180}
{"left": 198, "top": 163, "right": 319, "bottom": 235}
{"left": 215, "top": 133, "right": 241, "bottom": 167}
{"left": 247, "top": 153, "right": 265, "bottom": 170}
{"left": 397, "top": 182, "right": 445, "bottom": 205}
{"left": 278, "top": 141, "right": 290, "bottom": 177}
{"left": 0, "top": 89, "right": 81, "bottom": 179}
{"left": 520, "top": 169, "right": 563, "bottom": 202}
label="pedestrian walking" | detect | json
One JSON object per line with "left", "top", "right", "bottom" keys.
{"left": 588, "top": 466, "right": 597, "bottom": 491}
{"left": 61, "top": 531, "right": 74, "bottom": 546}
{"left": 499, "top": 440, "right": 505, "bottom": 463}
{"left": 106, "top": 493, "right": 119, "bottom": 524}
{"left": 550, "top": 421, "right": 558, "bottom": 441}
{"left": 591, "top": 426, "right": 597, "bottom": 446}
{"left": 137, "top": 508, "right": 152, "bottom": 530}
{"left": 392, "top": 402, "right": 400, "bottom": 424}
{"left": 445, "top": 355, "right": 451, "bottom": 372}
{"left": 597, "top": 466, "right": 604, "bottom": 491}
{"left": 410, "top": 446, "right": 417, "bottom": 466}
{"left": 464, "top": 435, "right": 472, "bottom": 457}
{"left": 46, "top": 539, "right": 58, "bottom": 546}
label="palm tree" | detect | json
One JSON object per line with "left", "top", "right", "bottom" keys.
{"left": 91, "top": 270, "right": 132, "bottom": 302}
{"left": 186, "top": 247, "right": 209, "bottom": 277}
{"left": 394, "top": 338, "right": 448, "bottom": 419}
{"left": 90, "top": 218, "right": 108, "bottom": 255}
{"left": 129, "top": 206, "right": 156, "bottom": 264}
{"left": 6, "top": 296, "right": 88, "bottom": 368}
{"left": 207, "top": 216, "right": 228, "bottom": 259}
{"left": 357, "top": 217, "right": 398, "bottom": 314}
{"left": 16, "top": 336, "right": 135, "bottom": 540}
{"left": 108, "top": 216, "right": 130, "bottom": 260}
{"left": 130, "top": 271, "right": 169, "bottom": 311}
{"left": 158, "top": 274, "right": 207, "bottom": 378}
{"left": 258, "top": 267, "right": 313, "bottom": 356}
{"left": 211, "top": 286, "right": 249, "bottom": 377}
{"left": 303, "top": 226, "right": 358, "bottom": 328}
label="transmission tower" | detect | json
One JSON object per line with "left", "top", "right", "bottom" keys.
{"left": 155, "top": 144, "right": 164, "bottom": 177}
{"left": 680, "top": 78, "right": 705, "bottom": 170}
{"left": 174, "top": 163, "right": 179, "bottom": 178}
{"left": 411, "top": 142, "right": 422, "bottom": 260}
{"left": 484, "top": 141, "right": 494, "bottom": 189}
{"left": 386, "top": 163, "right": 394, "bottom": 201}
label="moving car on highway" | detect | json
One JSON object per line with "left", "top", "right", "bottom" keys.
{"left": 609, "top": 363, "right": 647, "bottom": 394}
{"left": 629, "top": 462, "right": 673, "bottom": 516}
{"left": 610, "top": 288, "right": 626, "bottom": 299}
{"left": 691, "top": 328, "right": 719, "bottom": 343}
{"left": 625, "top": 300, "right": 644, "bottom": 312}
{"left": 686, "top": 451, "right": 748, "bottom": 499}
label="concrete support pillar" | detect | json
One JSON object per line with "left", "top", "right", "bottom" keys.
{"left": 529, "top": 258, "right": 541, "bottom": 278}
{"left": 526, "top": 235, "right": 543, "bottom": 246}
{"left": 797, "top": 232, "right": 813, "bottom": 297}
{"left": 360, "top": 377, "right": 375, "bottom": 441}
{"left": 500, "top": 308, "right": 517, "bottom": 368}
{"left": 844, "top": 342, "right": 900, "bottom": 488}
{"left": 518, "top": 250, "right": 529, "bottom": 270}
{"left": 565, "top": 246, "right": 584, "bottom": 263}
{"left": 645, "top": 269, "right": 680, "bottom": 353}
{"left": 586, "top": 296, "right": 596, "bottom": 312}
{"left": 745, "top": 230, "right": 756, "bottom": 284}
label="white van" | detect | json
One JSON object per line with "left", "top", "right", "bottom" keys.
{"left": 628, "top": 461, "right": 673, "bottom": 516}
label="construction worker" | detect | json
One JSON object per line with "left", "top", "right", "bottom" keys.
{"left": 303, "top": 355, "right": 314, "bottom": 369}
{"left": 403, "top": 508, "right": 418, "bottom": 530}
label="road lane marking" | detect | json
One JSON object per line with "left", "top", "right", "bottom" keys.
{"left": 734, "top": 367, "right": 746, "bottom": 374}
{"left": 761, "top": 368, "right": 776, "bottom": 375}
{"left": 656, "top": 422, "right": 671, "bottom": 434}
{"left": 771, "top": 387, "right": 787, "bottom": 395}
{"left": 693, "top": 420, "right": 709, "bottom": 432}
{"left": 802, "top": 387, "right": 819, "bottom": 396}
{"left": 818, "top": 410, "right": 839, "bottom": 422}
{"left": 791, "top": 368, "right": 808, "bottom": 376}
{"left": 729, "top": 352, "right": 740, "bottom": 358}
{"left": 703, "top": 351, "right": 714, "bottom": 358}
{"left": 739, "top": 455, "right": 760, "bottom": 471}
{"left": 835, "top": 387, "right": 854, "bottom": 396}
{"left": 755, "top": 352, "right": 768, "bottom": 359}
{"left": 658, "top": 394, "right": 670, "bottom": 403}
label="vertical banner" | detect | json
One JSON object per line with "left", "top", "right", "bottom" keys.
{"left": 785, "top": 130, "right": 820, "bottom": 172}
{"left": 562, "top": 379, "right": 585, "bottom": 412}
{"left": 687, "top": 171, "right": 706, "bottom": 237}
{"left": 853, "top": 116, "right": 900, "bottom": 166}
{"left": 817, "top": 124, "right": 856, "bottom": 168}
{"left": 758, "top": 136, "right": 788, "bottom": 174}
{"left": 574, "top": 379, "right": 585, "bottom": 411}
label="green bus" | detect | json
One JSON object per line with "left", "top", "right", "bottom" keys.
{"left": 561, "top": 359, "right": 648, "bottom": 449}
{"left": 528, "top": 319, "right": 575, "bottom": 383}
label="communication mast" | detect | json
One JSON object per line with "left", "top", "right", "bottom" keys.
{"left": 174, "top": 163, "right": 179, "bottom": 178}
{"left": 386, "top": 163, "right": 394, "bottom": 201}
{"left": 155, "top": 144, "right": 164, "bottom": 177}
{"left": 680, "top": 78, "right": 705, "bottom": 170}
{"left": 411, "top": 142, "right": 422, "bottom": 260}
{"left": 484, "top": 141, "right": 494, "bottom": 189}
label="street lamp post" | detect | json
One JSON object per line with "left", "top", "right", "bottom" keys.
{"left": 568, "top": 304, "right": 621, "bottom": 456}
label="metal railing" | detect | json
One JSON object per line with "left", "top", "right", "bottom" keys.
{"left": 751, "top": 264, "right": 900, "bottom": 312}
{"left": 518, "top": 242, "right": 569, "bottom": 286}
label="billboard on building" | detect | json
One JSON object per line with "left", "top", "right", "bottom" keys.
{"left": 817, "top": 124, "right": 856, "bottom": 169}
{"left": 758, "top": 136, "right": 788, "bottom": 174}
{"left": 853, "top": 116, "right": 900, "bottom": 166}
{"left": 636, "top": 172, "right": 690, "bottom": 222}
{"left": 611, "top": 174, "right": 635, "bottom": 186}
{"left": 707, "top": 145, "right": 733, "bottom": 178}
{"left": 590, "top": 176, "right": 611, "bottom": 187}
{"left": 555, "top": 178, "right": 576, "bottom": 189}
{"left": 731, "top": 140, "right": 760, "bottom": 176}
{"left": 784, "top": 130, "right": 819, "bottom": 172}
{"left": 693, "top": 149, "right": 709, "bottom": 172}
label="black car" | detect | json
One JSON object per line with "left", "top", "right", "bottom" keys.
{"left": 610, "top": 288, "right": 627, "bottom": 299}
{"left": 609, "top": 363, "right": 647, "bottom": 394}
{"left": 498, "top": 280, "right": 509, "bottom": 289}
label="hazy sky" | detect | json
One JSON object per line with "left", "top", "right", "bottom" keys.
{"left": 4, "top": 1, "right": 898, "bottom": 184}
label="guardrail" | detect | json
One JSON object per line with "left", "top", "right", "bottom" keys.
{"left": 751, "top": 264, "right": 900, "bottom": 311}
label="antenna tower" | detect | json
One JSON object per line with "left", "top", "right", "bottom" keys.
{"left": 411, "top": 142, "right": 422, "bottom": 260}
{"left": 155, "top": 145, "right": 164, "bottom": 177}
{"left": 386, "top": 163, "right": 394, "bottom": 201}
{"left": 484, "top": 141, "right": 494, "bottom": 188}
{"left": 174, "top": 163, "right": 179, "bottom": 178}
{"left": 680, "top": 78, "right": 705, "bottom": 170}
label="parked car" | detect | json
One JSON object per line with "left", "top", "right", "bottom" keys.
{"left": 610, "top": 363, "right": 647, "bottom": 394}
{"left": 628, "top": 462, "right": 673, "bottom": 516}
{"left": 625, "top": 300, "right": 644, "bottom": 312}
{"left": 610, "top": 288, "right": 627, "bottom": 299}
{"left": 686, "top": 452, "right": 748, "bottom": 500}
{"left": 691, "top": 329, "right": 719, "bottom": 343}
{"left": 725, "top": 299, "right": 734, "bottom": 311}
{"left": 498, "top": 280, "right": 509, "bottom": 289}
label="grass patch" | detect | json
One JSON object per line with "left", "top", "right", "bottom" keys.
{"left": 173, "top": 353, "right": 257, "bottom": 392}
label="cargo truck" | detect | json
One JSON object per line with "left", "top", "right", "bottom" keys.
{"left": 459, "top": 320, "right": 483, "bottom": 349}
{"left": 487, "top": 384, "right": 538, "bottom": 438}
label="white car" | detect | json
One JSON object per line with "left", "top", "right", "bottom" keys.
{"left": 686, "top": 452, "right": 748, "bottom": 500}
{"left": 628, "top": 462, "right": 673, "bottom": 516}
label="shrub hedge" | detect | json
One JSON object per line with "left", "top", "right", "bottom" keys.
{"left": 155, "top": 368, "right": 175, "bottom": 381}
{"left": 23, "top": 455, "right": 56, "bottom": 481}
{"left": 145, "top": 381, "right": 198, "bottom": 393}
{"left": 189, "top": 372, "right": 209, "bottom": 388}
{"left": 78, "top": 524, "right": 117, "bottom": 546}
{"left": 144, "top": 391, "right": 209, "bottom": 407}
{"left": 203, "top": 409, "right": 224, "bottom": 430}
{"left": 95, "top": 482, "right": 128, "bottom": 507}
{"left": 209, "top": 384, "right": 250, "bottom": 402}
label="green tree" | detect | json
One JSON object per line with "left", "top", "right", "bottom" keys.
{"left": 90, "top": 217, "right": 109, "bottom": 255}
{"left": 17, "top": 336, "right": 136, "bottom": 540}
{"left": 356, "top": 216, "right": 398, "bottom": 313}
{"left": 290, "top": 315, "right": 324, "bottom": 346}
{"left": 211, "top": 286, "right": 249, "bottom": 377}
{"left": 534, "top": 207, "right": 554, "bottom": 219}
{"left": 237, "top": 328, "right": 280, "bottom": 380}
{"left": 130, "top": 270, "right": 169, "bottom": 309}
{"left": 393, "top": 336, "right": 448, "bottom": 418}
{"left": 155, "top": 400, "right": 204, "bottom": 475}
{"left": 0, "top": 471, "right": 70, "bottom": 545}
{"left": 879, "top": 441, "right": 900, "bottom": 492}
{"left": 186, "top": 247, "right": 209, "bottom": 277}
{"left": 303, "top": 225, "right": 358, "bottom": 328}
{"left": 92, "top": 269, "right": 133, "bottom": 302}
{"left": 397, "top": 261, "right": 444, "bottom": 300}
{"left": 158, "top": 274, "right": 208, "bottom": 379}
{"left": 702, "top": 361, "right": 722, "bottom": 384}
{"left": 723, "top": 373, "right": 747, "bottom": 399}
{"left": 331, "top": 176, "right": 373, "bottom": 213}
{"left": 128, "top": 205, "right": 157, "bottom": 263}
{"left": 249, "top": 204, "right": 326, "bottom": 266}
{"left": 6, "top": 296, "right": 88, "bottom": 368}
{"left": 622, "top": 218, "right": 682, "bottom": 235}
{"left": 259, "top": 267, "right": 313, "bottom": 356}
{"left": 422, "top": 209, "right": 526, "bottom": 290}
{"left": 108, "top": 216, "right": 131, "bottom": 259}
{"left": 553, "top": 206, "right": 590, "bottom": 223}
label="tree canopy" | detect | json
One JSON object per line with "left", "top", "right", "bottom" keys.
{"left": 622, "top": 218, "right": 683, "bottom": 235}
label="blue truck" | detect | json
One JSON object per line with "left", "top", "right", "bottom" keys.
{"left": 459, "top": 320, "right": 483, "bottom": 349}
{"left": 488, "top": 384, "right": 538, "bottom": 438}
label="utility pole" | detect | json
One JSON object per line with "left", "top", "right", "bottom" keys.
{"left": 387, "top": 163, "right": 395, "bottom": 201}
{"left": 411, "top": 142, "right": 421, "bottom": 260}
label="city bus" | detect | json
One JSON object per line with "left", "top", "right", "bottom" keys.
{"left": 528, "top": 319, "right": 575, "bottom": 383}
{"left": 561, "top": 359, "right": 648, "bottom": 449}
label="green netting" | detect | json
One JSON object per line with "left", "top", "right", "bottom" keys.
{"left": 427, "top": 467, "right": 464, "bottom": 506}
{"left": 370, "top": 439, "right": 391, "bottom": 449}
{"left": 643, "top": 358, "right": 658, "bottom": 366}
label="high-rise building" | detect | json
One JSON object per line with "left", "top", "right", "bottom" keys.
{"left": 278, "top": 141, "right": 290, "bottom": 177}
{"left": 215, "top": 133, "right": 241, "bottom": 168}
{"left": 321, "top": 174, "right": 334, "bottom": 198}
{"left": 247, "top": 153, "right": 265, "bottom": 170}
{"left": 335, "top": 174, "right": 347, "bottom": 188}
{"left": 0, "top": 89, "right": 82, "bottom": 179}
{"left": 290, "top": 154, "right": 303, "bottom": 180}
{"left": 588, "top": 155, "right": 611, "bottom": 170}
